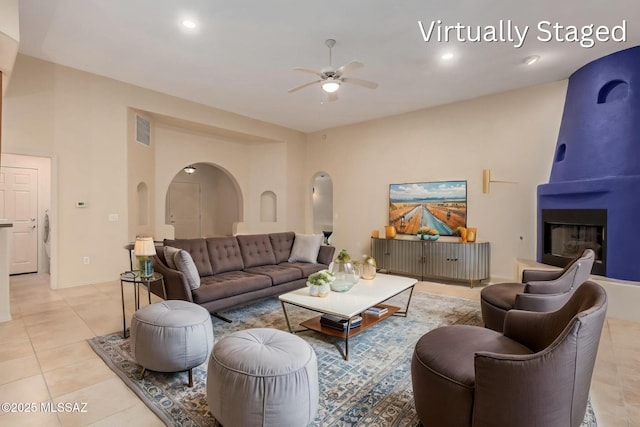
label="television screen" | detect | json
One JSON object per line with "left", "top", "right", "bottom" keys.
{"left": 389, "top": 181, "right": 467, "bottom": 236}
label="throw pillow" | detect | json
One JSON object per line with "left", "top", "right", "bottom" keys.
{"left": 163, "top": 246, "right": 180, "bottom": 269}
{"left": 288, "top": 233, "right": 323, "bottom": 264}
{"left": 174, "top": 249, "right": 201, "bottom": 290}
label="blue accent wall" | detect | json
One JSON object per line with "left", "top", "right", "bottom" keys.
{"left": 538, "top": 46, "right": 640, "bottom": 281}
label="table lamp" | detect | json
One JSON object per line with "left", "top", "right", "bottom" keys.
{"left": 134, "top": 237, "right": 156, "bottom": 277}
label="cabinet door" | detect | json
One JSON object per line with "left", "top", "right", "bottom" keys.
{"left": 371, "top": 238, "right": 388, "bottom": 270}
{"left": 449, "top": 242, "right": 490, "bottom": 281}
{"left": 371, "top": 238, "right": 421, "bottom": 277}
{"left": 386, "top": 239, "right": 422, "bottom": 277}
{"left": 421, "top": 241, "right": 490, "bottom": 283}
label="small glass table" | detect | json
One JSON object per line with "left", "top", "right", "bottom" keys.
{"left": 119, "top": 271, "right": 166, "bottom": 338}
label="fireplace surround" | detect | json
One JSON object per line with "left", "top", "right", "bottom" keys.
{"left": 537, "top": 46, "right": 640, "bottom": 282}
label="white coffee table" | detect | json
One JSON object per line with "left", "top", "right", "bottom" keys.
{"left": 279, "top": 273, "right": 417, "bottom": 360}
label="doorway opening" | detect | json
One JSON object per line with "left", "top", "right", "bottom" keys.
{"left": 312, "top": 172, "right": 333, "bottom": 244}
{"left": 165, "top": 163, "right": 242, "bottom": 238}
{"left": 0, "top": 154, "right": 52, "bottom": 278}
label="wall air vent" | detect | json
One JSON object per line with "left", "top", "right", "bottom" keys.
{"left": 135, "top": 114, "right": 151, "bottom": 146}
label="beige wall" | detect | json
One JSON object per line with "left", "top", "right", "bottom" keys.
{"left": 3, "top": 55, "right": 306, "bottom": 287}
{"left": 306, "top": 80, "right": 568, "bottom": 282}
{"left": 0, "top": 0, "right": 19, "bottom": 95}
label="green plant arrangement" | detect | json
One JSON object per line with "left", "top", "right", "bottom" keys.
{"left": 307, "top": 269, "right": 335, "bottom": 297}
{"left": 307, "top": 269, "right": 335, "bottom": 286}
{"left": 336, "top": 249, "right": 351, "bottom": 262}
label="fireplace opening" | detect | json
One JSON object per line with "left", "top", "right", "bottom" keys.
{"left": 541, "top": 209, "right": 606, "bottom": 276}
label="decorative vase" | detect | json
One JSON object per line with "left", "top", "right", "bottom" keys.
{"left": 466, "top": 227, "right": 477, "bottom": 242}
{"left": 385, "top": 225, "right": 397, "bottom": 239}
{"left": 459, "top": 227, "right": 468, "bottom": 243}
{"left": 308, "top": 282, "right": 330, "bottom": 297}
{"left": 358, "top": 256, "right": 377, "bottom": 280}
{"left": 329, "top": 261, "right": 360, "bottom": 292}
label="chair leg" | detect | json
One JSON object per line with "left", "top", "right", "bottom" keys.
{"left": 188, "top": 368, "right": 194, "bottom": 387}
{"left": 138, "top": 367, "right": 146, "bottom": 381}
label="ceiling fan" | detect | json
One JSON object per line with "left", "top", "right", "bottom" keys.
{"left": 288, "top": 39, "right": 378, "bottom": 101}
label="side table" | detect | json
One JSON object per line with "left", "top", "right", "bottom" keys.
{"left": 120, "top": 271, "right": 166, "bottom": 338}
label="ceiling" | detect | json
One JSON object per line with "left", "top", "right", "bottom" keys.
{"left": 16, "top": 0, "right": 640, "bottom": 133}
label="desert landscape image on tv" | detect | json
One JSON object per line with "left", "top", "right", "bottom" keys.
{"left": 389, "top": 181, "right": 467, "bottom": 236}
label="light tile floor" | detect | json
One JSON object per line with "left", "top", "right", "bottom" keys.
{"left": 0, "top": 274, "right": 637, "bottom": 426}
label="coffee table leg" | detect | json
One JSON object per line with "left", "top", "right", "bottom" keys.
{"left": 394, "top": 285, "right": 415, "bottom": 317}
{"left": 345, "top": 318, "right": 352, "bottom": 361}
{"left": 280, "top": 301, "right": 294, "bottom": 333}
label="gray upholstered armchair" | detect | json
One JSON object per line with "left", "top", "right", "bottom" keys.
{"left": 411, "top": 280, "right": 607, "bottom": 427}
{"left": 480, "top": 249, "right": 595, "bottom": 332}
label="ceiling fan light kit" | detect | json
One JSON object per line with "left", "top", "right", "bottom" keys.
{"left": 322, "top": 80, "right": 340, "bottom": 93}
{"left": 288, "top": 38, "right": 378, "bottom": 101}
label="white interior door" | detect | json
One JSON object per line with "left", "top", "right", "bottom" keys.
{"left": 168, "top": 182, "right": 201, "bottom": 238}
{"left": 0, "top": 167, "right": 38, "bottom": 274}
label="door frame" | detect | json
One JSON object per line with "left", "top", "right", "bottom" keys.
{"left": 1, "top": 151, "right": 57, "bottom": 289}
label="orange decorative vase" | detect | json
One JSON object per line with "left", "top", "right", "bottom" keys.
{"left": 459, "top": 227, "right": 468, "bottom": 243}
{"left": 384, "top": 225, "right": 397, "bottom": 239}
{"left": 466, "top": 227, "right": 477, "bottom": 242}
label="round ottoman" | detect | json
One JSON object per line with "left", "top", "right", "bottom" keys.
{"left": 207, "top": 328, "right": 318, "bottom": 427}
{"left": 130, "top": 300, "right": 213, "bottom": 387}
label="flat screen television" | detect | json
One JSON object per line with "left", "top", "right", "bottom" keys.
{"left": 389, "top": 180, "right": 467, "bottom": 236}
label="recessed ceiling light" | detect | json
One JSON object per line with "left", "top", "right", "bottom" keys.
{"left": 441, "top": 53, "right": 454, "bottom": 61}
{"left": 524, "top": 55, "right": 540, "bottom": 66}
{"left": 182, "top": 20, "right": 197, "bottom": 29}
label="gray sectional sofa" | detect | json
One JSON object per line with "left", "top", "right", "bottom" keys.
{"left": 153, "top": 232, "right": 335, "bottom": 316}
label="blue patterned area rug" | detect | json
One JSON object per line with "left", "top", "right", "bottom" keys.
{"left": 89, "top": 290, "right": 597, "bottom": 426}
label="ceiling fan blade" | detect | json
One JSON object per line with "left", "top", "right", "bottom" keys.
{"left": 342, "top": 77, "right": 378, "bottom": 89}
{"left": 288, "top": 80, "right": 322, "bottom": 93}
{"left": 337, "top": 60, "right": 364, "bottom": 75}
{"left": 292, "top": 67, "right": 324, "bottom": 77}
{"left": 328, "top": 92, "right": 339, "bottom": 102}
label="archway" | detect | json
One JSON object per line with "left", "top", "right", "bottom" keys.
{"left": 312, "top": 172, "right": 333, "bottom": 244}
{"left": 165, "top": 162, "right": 242, "bottom": 237}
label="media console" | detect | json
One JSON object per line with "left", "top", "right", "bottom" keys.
{"left": 371, "top": 238, "right": 490, "bottom": 287}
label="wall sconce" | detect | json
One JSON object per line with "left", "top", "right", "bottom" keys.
{"left": 183, "top": 165, "right": 196, "bottom": 174}
{"left": 482, "top": 169, "right": 517, "bottom": 193}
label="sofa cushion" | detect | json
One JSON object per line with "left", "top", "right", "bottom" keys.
{"left": 163, "top": 246, "right": 180, "bottom": 269}
{"left": 174, "top": 250, "right": 201, "bottom": 290}
{"left": 192, "top": 271, "right": 271, "bottom": 304}
{"left": 206, "top": 237, "right": 245, "bottom": 274}
{"left": 279, "top": 262, "right": 327, "bottom": 278}
{"left": 237, "top": 234, "right": 277, "bottom": 268}
{"left": 269, "top": 232, "right": 296, "bottom": 264}
{"left": 244, "top": 265, "right": 303, "bottom": 285}
{"left": 288, "top": 233, "right": 323, "bottom": 263}
{"left": 163, "top": 239, "right": 213, "bottom": 277}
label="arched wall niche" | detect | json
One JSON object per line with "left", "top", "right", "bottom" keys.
{"left": 260, "top": 191, "right": 277, "bottom": 222}
{"left": 136, "top": 182, "right": 149, "bottom": 226}
{"left": 164, "top": 162, "right": 243, "bottom": 238}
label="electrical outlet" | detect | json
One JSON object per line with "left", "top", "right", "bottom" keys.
{"left": 83, "top": 256, "right": 90, "bottom": 265}
{"left": 109, "top": 214, "right": 119, "bottom": 222}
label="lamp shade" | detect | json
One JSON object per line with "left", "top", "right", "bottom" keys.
{"left": 134, "top": 237, "right": 156, "bottom": 256}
